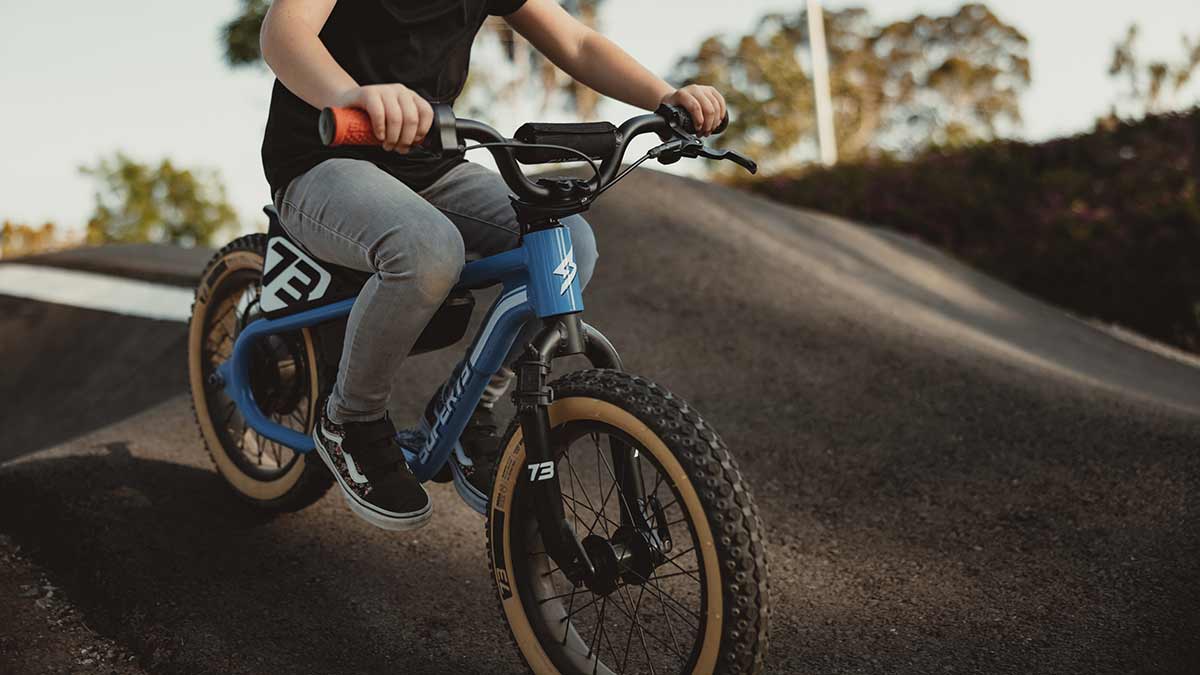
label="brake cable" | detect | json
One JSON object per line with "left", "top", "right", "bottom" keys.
{"left": 589, "top": 151, "right": 655, "bottom": 200}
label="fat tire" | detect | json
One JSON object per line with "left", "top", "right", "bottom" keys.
{"left": 487, "top": 369, "right": 769, "bottom": 674}
{"left": 188, "top": 234, "right": 333, "bottom": 512}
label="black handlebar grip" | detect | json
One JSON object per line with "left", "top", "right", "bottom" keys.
{"left": 421, "top": 104, "right": 459, "bottom": 155}
{"left": 677, "top": 107, "right": 730, "bottom": 136}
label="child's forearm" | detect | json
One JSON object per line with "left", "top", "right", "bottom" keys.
{"left": 566, "top": 31, "right": 675, "bottom": 111}
{"left": 260, "top": 0, "right": 357, "bottom": 109}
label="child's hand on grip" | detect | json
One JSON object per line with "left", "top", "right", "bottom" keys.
{"left": 332, "top": 84, "right": 434, "bottom": 153}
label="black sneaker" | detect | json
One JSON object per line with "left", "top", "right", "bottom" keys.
{"left": 312, "top": 405, "right": 432, "bottom": 531}
{"left": 421, "top": 398, "right": 504, "bottom": 514}
{"left": 450, "top": 406, "right": 505, "bottom": 512}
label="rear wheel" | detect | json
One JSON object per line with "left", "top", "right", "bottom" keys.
{"left": 487, "top": 370, "right": 768, "bottom": 674}
{"left": 188, "top": 234, "right": 332, "bottom": 511}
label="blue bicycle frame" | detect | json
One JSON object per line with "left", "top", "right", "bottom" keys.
{"left": 215, "top": 225, "right": 584, "bottom": 483}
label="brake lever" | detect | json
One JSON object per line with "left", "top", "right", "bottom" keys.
{"left": 699, "top": 147, "right": 759, "bottom": 174}
{"left": 647, "top": 137, "right": 758, "bottom": 174}
{"left": 647, "top": 138, "right": 687, "bottom": 165}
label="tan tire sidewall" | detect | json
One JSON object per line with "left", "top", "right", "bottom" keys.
{"left": 490, "top": 396, "right": 724, "bottom": 675}
{"left": 188, "top": 248, "right": 317, "bottom": 501}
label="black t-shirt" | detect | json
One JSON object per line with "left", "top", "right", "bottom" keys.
{"left": 262, "top": 0, "right": 528, "bottom": 196}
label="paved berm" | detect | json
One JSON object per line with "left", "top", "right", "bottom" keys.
{"left": 1, "top": 170, "right": 1197, "bottom": 674}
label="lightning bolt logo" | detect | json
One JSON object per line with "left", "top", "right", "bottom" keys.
{"left": 553, "top": 247, "right": 577, "bottom": 296}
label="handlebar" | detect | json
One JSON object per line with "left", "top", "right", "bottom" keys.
{"left": 318, "top": 103, "right": 754, "bottom": 205}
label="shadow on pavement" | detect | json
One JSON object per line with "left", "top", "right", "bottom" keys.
{"left": 0, "top": 446, "right": 513, "bottom": 675}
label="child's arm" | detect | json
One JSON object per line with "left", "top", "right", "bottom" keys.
{"left": 261, "top": 0, "right": 433, "bottom": 152}
{"left": 504, "top": 0, "right": 727, "bottom": 135}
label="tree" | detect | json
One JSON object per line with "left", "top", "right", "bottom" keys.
{"left": 220, "top": 0, "right": 607, "bottom": 118}
{"left": 0, "top": 220, "right": 70, "bottom": 258}
{"left": 80, "top": 154, "right": 238, "bottom": 247}
{"left": 672, "top": 3, "right": 1030, "bottom": 168}
{"left": 1108, "top": 24, "right": 1200, "bottom": 118}
{"left": 222, "top": 0, "right": 270, "bottom": 67}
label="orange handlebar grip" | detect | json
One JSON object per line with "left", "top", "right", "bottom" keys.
{"left": 319, "top": 107, "right": 381, "bottom": 147}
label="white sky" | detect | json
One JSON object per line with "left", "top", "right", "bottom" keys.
{"left": 1, "top": 0, "right": 1198, "bottom": 234}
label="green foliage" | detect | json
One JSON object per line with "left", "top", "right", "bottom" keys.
{"left": 1108, "top": 23, "right": 1200, "bottom": 117}
{"left": 222, "top": 0, "right": 270, "bottom": 68}
{"left": 738, "top": 108, "right": 1200, "bottom": 353}
{"left": 1, "top": 220, "right": 70, "bottom": 258}
{"left": 672, "top": 3, "right": 1030, "bottom": 167}
{"left": 80, "top": 154, "right": 239, "bottom": 248}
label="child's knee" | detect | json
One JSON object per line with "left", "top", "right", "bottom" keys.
{"left": 373, "top": 219, "right": 465, "bottom": 301}
{"left": 414, "top": 222, "right": 466, "bottom": 300}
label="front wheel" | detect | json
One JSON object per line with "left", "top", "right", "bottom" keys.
{"left": 487, "top": 370, "right": 768, "bottom": 674}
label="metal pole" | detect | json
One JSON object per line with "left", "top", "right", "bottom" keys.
{"left": 807, "top": 0, "right": 838, "bottom": 166}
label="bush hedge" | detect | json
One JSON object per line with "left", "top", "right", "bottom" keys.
{"left": 742, "top": 109, "right": 1200, "bottom": 353}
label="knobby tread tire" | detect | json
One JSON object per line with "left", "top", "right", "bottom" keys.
{"left": 188, "top": 234, "right": 333, "bottom": 512}
{"left": 487, "top": 368, "right": 769, "bottom": 674}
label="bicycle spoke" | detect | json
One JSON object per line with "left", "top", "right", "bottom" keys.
{"left": 563, "top": 593, "right": 602, "bottom": 620}
{"left": 592, "top": 433, "right": 613, "bottom": 538}
{"left": 561, "top": 477, "right": 584, "bottom": 538}
{"left": 588, "top": 595, "right": 606, "bottom": 660}
{"left": 565, "top": 455, "right": 581, "bottom": 535}
{"left": 253, "top": 433, "right": 267, "bottom": 465}
{"left": 564, "top": 452, "right": 604, "bottom": 532}
{"left": 634, "top": 590, "right": 659, "bottom": 675}
{"left": 561, "top": 494, "right": 622, "bottom": 532}
{"left": 619, "top": 584, "right": 648, "bottom": 674}
{"left": 582, "top": 474, "right": 620, "bottom": 539}
{"left": 596, "top": 598, "right": 622, "bottom": 675}
{"left": 594, "top": 441, "right": 655, "bottom": 542}
{"left": 646, "top": 570, "right": 686, "bottom": 656}
{"left": 561, "top": 583, "right": 580, "bottom": 645}
{"left": 621, "top": 567, "right": 701, "bottom": 630}
{"left": 660, "top": 545, "right": 696, "bottom": 570}
{"left": 600, "top": 586, "right": 688, "bottom": 662}
{"left": 219, "top": 400, "right": 237, "bottom": 429}
{"left": 270, "top": 437, "right": 284, "bottom": 467}
{"left": 538, "top": 587, "right": 580, "bottom": 605}
{"left": 645, "top": 568, "right": 700, "bottom": 583}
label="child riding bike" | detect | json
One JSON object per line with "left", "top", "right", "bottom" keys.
{"left": 261, "top": 0, "right": 728, "bottom": 530}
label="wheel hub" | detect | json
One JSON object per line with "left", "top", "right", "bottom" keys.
{"left": 581, "top": 526, "right": 656, "bottom": 596}
{"left": 249, "top": 334, "right": 305, "bottom": 415}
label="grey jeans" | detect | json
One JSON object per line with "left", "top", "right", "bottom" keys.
{"left": 275, "top": 158, "right": 598, "bottom": 423}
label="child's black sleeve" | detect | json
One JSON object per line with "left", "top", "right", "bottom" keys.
{"left": 488, "top": 0, "right": 529, "bottom": 17}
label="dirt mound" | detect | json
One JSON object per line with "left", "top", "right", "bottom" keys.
{"left": 1, "top": 170, "right": 1197, "bottom": 673}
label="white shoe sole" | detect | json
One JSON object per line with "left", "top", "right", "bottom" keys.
{"left": 313, "top": 427, "right": 433, "bottom": 532}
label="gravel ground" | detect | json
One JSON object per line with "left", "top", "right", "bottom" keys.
{"left": 0, "top": 534, "right": 145, "bottom": 674}
{"left": 1, "top": 170, "right": 1197, "bottom": 674}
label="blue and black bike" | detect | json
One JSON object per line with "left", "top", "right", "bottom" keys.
{"left": 188, "top": 103, "right": 767, "bottom": 674}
